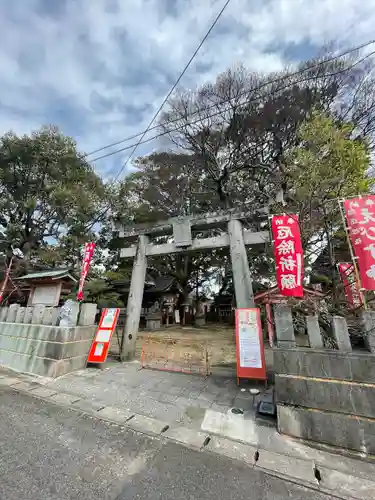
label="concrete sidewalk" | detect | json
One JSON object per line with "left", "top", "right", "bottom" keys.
{"left": 1, "top": 364, "right": 375, "bottom": 500}
{"left": 44, "top": 360, "right": 267, "bottom": 428}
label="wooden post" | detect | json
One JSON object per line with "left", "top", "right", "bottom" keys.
{"left": 265, "top": 302, "right": 275, "bottom": 347}
{"left": 121, "top": 235, "right": 148, "bottom": 361}
{"left": 338, "top": 200, "right": 367, "bottom": 309}
{"left": 228, "top": 219, "right": 255, "bottom": 308}
{"left": 0, "top": 256, "right": 13, "bottom": 305}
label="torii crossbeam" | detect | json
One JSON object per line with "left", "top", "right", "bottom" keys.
{"left": 115, "top": 210, "right": 269, "bottom": 360}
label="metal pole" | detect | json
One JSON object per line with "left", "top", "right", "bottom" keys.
{"left": 338, "top": 200, "right": 367, "bottom": 309}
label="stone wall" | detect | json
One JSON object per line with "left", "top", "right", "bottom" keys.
{"left": 273, "top": 305, "right": 375, "bottom": 455}
{"left": 0, "top": 302, "right": 97, "bottom": 377}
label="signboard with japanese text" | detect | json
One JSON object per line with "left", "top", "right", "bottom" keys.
{"left": 77, "top": 242, "right": 95, "bottom": 301}
{"left": 87, "top": 308, "right": 120, "bottom": 364}
{"left": 235, "top": 308, "right": 266, "bottom": 385}
{"left": 338, "top": 262, "right": 363, "bottom": 308}
{"left": 343, "top": 195, "right": 375, "bottom": 290}
{"left": 271, "top": 214, "right": 304, "bottom": 297}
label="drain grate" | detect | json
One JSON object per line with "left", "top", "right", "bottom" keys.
{"left": 313, "top": 463, "right": 322, "bottom": 483}
{"left": 230, "top": 407, "right": 244, "bottom": 415}
{"left": 202, "top": 436, "right": 211, "bottom": 447}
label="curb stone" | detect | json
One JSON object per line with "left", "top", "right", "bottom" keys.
{"left": 3, "top": 373, "right": 375, "bottom": 499}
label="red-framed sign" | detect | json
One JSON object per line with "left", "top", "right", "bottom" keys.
{"left": 235, "top": 308, "right": 267, "bottom": 385}
{"left": 87, "top": 308, "right": 120, "bottom": 364}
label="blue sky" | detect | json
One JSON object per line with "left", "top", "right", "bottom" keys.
{"left": 0, "top": 0, "right": 374, "bottom": 180}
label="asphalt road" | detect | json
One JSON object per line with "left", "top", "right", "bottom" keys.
{"left": 0, "top": 387, "right": 334, "bottom": 500}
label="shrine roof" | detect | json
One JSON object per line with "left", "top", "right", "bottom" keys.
{"left": 15, "top": 268, "right": 78, "bottom": 282}
{"left": 254, "top": 285, "right": 325, "bottom": 302}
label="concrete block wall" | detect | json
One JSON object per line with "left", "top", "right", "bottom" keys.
{"left": 0, "top": 302, "right": 97, "bottom": 378}
{"left": 272, "top": 306, "right": 375, "bottom": 455}
{"left": 274, "top": 348, "right": 375, "bottom": 455}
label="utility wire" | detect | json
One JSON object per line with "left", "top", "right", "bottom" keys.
{"left": 88, "top": 48, "right": 375, "bottom": 163}
{"left": 87, "top": 40, "right": 375, "bottom": 230}
{"left": 111, "top": 0, "right": 233, "bottom": 181}
{"left": 87, "top": 0, "right": 233, "bottom": 229}
{"left": 85, "top": 39, "right": 375, "bottom": 160}
{"left": 88, "top": 47, "right": 375, "bottom": 230}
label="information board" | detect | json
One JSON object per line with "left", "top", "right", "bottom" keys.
{"left": 87, "top": 308, "right": 120, "bottom": 364}
{"left": 235, "top": 308, "right": 267, "bottom": 385}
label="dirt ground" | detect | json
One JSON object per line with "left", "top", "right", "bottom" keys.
{"left": 110, "top": 323, "right": 282, "bottom": 376}
{"left": 110, "top": 324, "right": 236, "bottom": 362}
{"left": 110, "top": 321, "right": 311, "bottom": 378}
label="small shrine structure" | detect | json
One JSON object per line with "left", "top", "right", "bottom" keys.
{"left": 255, "top": 285, "right": 326, "bottom": 347}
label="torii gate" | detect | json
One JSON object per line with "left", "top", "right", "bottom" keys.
{"left": 116, "top": 211, "right": 269, "bottom": 360}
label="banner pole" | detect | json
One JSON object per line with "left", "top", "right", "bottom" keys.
{"left": 0, "top": 256, "right": 13, "bottom": 305}
{"left": 338, "top": 200, "right": 367, "bottom": 309}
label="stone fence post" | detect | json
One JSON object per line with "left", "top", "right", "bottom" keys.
{"left": 0, "top": 307, "right": 8, "bottom": 322}
{"left": 331, "top": 316, "right": 352, "bottom": 351}
{"left": 306, "top": 315, "right": 324, "bottom": 349}
{"left": 274, "top": 305, "right": 296, "bottom": 348}
{"left": 7, "top": 304, "right": 19, "bottom": 323}
{"left": 78, "top": 303, "right": 97, "bottom": 326}
{"left": 361, "top": 310, "right": 375, "bottom": 353}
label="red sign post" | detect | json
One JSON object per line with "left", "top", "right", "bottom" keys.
{"left": 87, "top": 308, "right": 120, "bottom": 364}
{"left": 343, "top": 196, "right": 375, "bottom": 291}
{"left": 77, "top": 242, "right": 95, "bottom": 301}
{"left": 338, "top": 262, "right": 363, "bottom": 308}
{"left": 235, "top": 308, "right": 267, "bottom": 386}
{"left": 271, "top": 214, "right": 304, "bottom": 297}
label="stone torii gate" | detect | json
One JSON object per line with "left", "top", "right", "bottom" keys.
{"left": 116, "top": 211, "right": 269, "bottom": 360}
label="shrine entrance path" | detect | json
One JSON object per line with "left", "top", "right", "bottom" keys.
{"left": 42, "top": 359, "right": 266, "bottom": 430}
{"left": 109, "top": 323, "right": 309, "bottom": 375}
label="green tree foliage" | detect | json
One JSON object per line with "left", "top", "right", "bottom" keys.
{"left": 283, "top": 111, "right": 372, "bottom": 306}
{"left": 285, "top": 111, "right": 371, "bottom": 245}
{"left": 159, "top": 49, "right": 374, "bottom": 211}
{"left": 109, "top": 152, "right": 229, "bottom": 300}
{"left": 110, "top": 45, "right": 375, "bottom": 302}
{"left": 0, "top": 126, "right": 106, "bottom": 261}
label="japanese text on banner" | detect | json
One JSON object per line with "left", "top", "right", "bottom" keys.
{"left": 338, "top": 262, "right": 363, "bottom": 308}
{"left": 77, "top": 242, "right": 95, "bottom": 301}
{"left": 271, "top": 214, "right": 304, "bottom": 297}
{"left": 343, "top": 195, "right": 375, "bottom": 291}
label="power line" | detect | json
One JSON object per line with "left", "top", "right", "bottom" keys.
{"left": 88, "top": 47, "right": 375, "bottom": 163}
{"left": 87, "top": 40, "right": 375, "bottom": 230}
{"left": 85, "top": 39, "right": 375, "bottom": 161}
{"left": 86, "top": 46, "right": 375, "bottom": 232}
{"left": 87, "top": 0, "right": 233, "bottom": 228}
{"left": 112, "top": 0, "right": 233, "bottom": 182}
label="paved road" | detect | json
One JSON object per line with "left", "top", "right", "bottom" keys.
{"left": 0, "top": 387, "right": 334, "bottom": 500}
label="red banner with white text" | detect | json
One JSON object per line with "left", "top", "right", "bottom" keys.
{"left": 271, "top": 214, "right": 304, "bottom": 297}
{"left": 77, "top": 242, "right": 95, "bottom": 301}
{"left": 338, "top": 262, "right": 363, "bottom": 308}
{"left": 343, "top": 195, "right": 375, "bottom": 290}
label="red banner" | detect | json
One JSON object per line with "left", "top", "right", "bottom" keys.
{"left": 343, "top": 195, "right": 375, "bottom": 290}
{"left": 271, "top": 214, "right": 304, "bottom": 297}
{"left": 77, "top": 242, "right": 95, "bottom": 301}
{"left": 338, "top": 262, "right": 363, "bottom": 308}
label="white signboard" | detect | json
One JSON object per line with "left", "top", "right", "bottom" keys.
{"left": 100, "top": 308, "right": 118, "bottom": 329}
{"left": 30, "top": 284, "right": 61, "bottom": 306}
{"left": 94, "top": 343, "right": 104, "bottom": 357}
{"left": 95, "top": 329, "right": 112, "bottom": 343}
{"left": 237, "top": 310, "right": 262, "bottom": 368}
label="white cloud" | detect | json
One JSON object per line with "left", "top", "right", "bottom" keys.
{"left": 0, "top": 0, "right": 374, "bottom": 178}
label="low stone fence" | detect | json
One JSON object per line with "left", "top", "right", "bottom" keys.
{"left": 273, "top": 305, "right": 375, "bottom": 455}
{"left": 0, "top": 302, "right": 97, "bottom": 378}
